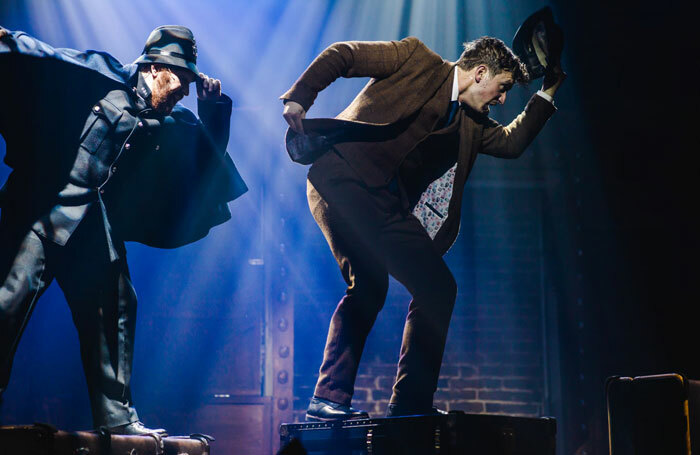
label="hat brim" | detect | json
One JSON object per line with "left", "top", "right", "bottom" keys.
{"left": 133, "top": 53, "right": 199, "bottom": 79}
{"left": 512, "top": 6, "right": 561, "bottom": 81}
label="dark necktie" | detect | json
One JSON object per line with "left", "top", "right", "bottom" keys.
{"left": 443, "top": 100, "right": 459, "bottom": 128}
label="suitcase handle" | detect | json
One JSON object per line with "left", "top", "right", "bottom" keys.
{"left": 189, "top": 433, "right": 215, "bottom": 443}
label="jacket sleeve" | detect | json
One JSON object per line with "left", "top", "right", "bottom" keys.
{"left": 280, "top": 37, "right": 422, "bottom": 111}
{"left": 479, "top": 94, "right": 557, "bottom": 159}
{"left": 197, "top": 93, "right": 233, "bottom": 152}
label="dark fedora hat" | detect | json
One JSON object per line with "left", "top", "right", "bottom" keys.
{"left": 512, "top": 7, "right": 564, "bottom": 80}
{"left": 134, "top": 25, "right": 199, "bottom": 77}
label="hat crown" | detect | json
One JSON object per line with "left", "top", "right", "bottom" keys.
{"left": 142, "top": 25, "right": 197, "bottom": 62}
{"left": 135, "top": 25, "right": 199, "bottom": 77}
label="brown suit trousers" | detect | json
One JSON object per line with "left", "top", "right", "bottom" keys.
{"left": 308, "top": 150, "right": 456, "bottom": 412}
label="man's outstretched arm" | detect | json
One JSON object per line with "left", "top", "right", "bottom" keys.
{"left": 281, "top": 37, "right": 423, "bottom": 133}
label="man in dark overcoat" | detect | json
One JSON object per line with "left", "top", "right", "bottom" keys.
{"left": 281, "top": 36, "right": 564, "bottom": 420}
{"left": 0, "top": 25, "right": 247, "bottom": 434}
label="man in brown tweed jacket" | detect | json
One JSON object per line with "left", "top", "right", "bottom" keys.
{"left": 281, "top": 36, "right": 565, "bottom": 421}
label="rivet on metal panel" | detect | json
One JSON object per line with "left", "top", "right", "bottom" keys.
{"left": 278, "top": 318, "right": 288, "bottom": 331}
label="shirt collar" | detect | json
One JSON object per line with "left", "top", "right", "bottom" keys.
{"left": 135, "top": 72, "right": 153, "bottom": 108}
{"left": 452, "top": 66, "right": 459, "bottom": 102}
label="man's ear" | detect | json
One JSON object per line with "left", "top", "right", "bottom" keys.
{"left": 475, "top": 65, "right": 488, "bottom": 83}
{"left": 150, "top": 64, "right": 160, "bottom": 79}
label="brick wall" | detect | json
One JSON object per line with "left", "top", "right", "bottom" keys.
{"left": 292, "top": 187, "right": 546, "bottom": 422}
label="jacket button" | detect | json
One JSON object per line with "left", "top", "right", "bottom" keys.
{"left": 125, "top": 143, "right": 131, "bottom": 150}
{"left": 99, "top": 189, "right": 104, "bottom": 194}
{"left": 93, "top": 105, "right": 100, "bottom": 112}
{"left": 138, "top": 121, "right": 144, "bottom": 128}
{"left": 155, "top": 145, "right": 160, "bottom": 151}
{"left": 111, "top": 166, "right": 117, "bottom": 173}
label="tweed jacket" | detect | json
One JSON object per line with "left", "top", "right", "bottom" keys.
{"left": 281, "top": 37, "right": 555, "bottom": 254}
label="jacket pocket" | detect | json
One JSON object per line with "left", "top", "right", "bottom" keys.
{"left": 79, "top": 99, "right": 123, "bottom": 155}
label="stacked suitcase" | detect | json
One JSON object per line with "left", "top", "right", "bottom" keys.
{"left": 280, "top": 411, "right": 556, "bottom": 455}
{"left": 606, "top": 373, "right": 700, "bottom": 455}
{"left": 0, "top": 423, "right": 212, "bottom": 455}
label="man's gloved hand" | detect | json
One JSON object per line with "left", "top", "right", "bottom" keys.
{"left": 196, "top": 72, "right": 221, "bottom": 101}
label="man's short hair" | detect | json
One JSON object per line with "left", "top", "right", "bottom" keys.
{"left": 457, "top": 36, "right": 529, "bottom": 84}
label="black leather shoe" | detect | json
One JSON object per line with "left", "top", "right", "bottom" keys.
{"left": 306, "top": 397, "right": 369, "bottom": 422}
{"left": 386, "top": 403, "right": 448, "bottom": 417}
{"left": 108, "top": 421, "right": 168, "bottom": 437}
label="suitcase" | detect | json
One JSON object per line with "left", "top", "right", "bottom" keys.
{"left": 163, "top": 434, "right": 212, "bottom": 455}
{"left": 606, "top": 373, "right": 699, "bottom": 455}
{"left": 279, "top": 411, "right": 556, "bottom": 455}
{"left": 0, "top": 423, "right": 211, "bottom": 455}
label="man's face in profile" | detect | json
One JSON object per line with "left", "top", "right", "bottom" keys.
{"left": 459, "top": 67, "right": 514, "bottom": 114}
{"left": 150, "top": 65, "right": 196, "bottom": 114}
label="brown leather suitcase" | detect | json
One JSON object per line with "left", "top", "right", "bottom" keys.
{"left": 0, "top": 423, "right": 211, "bottom": 455}
{"left": 163, "top": 434, "right": 212, "bottom": 455}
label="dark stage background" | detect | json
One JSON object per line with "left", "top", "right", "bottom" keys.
{"left": 1, "top": 1, "right": 698, "bottom": 454}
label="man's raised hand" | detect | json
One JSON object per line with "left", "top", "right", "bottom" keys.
{"left": 542, "top": 64, "right": 566, "bottom": 98}
{"left": 282, "top": 100, "right": 306, "bottom": 135}
{"left": 197, "top": 73, "right": 221, "bottom": 101}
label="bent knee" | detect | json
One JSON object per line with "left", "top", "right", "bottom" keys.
{"left": 434, "top": 271, "right": 457, "bottom": 304}
{"left": 415, "top": 268, "right": 457, "bottom": 304}
{"left": 443, "top": 272, "right": 457, "bottom": 302}
{"left": 347, "top": 277, "right": 389, "bottom": 303}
